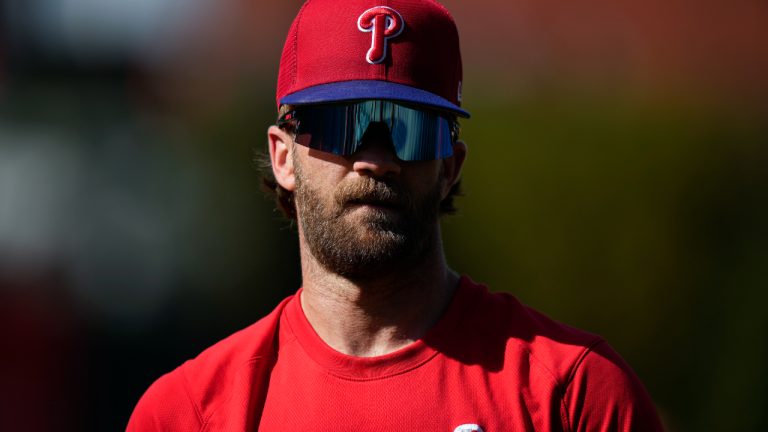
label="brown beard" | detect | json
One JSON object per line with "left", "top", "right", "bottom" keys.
{"left": 294, "top": 158, "right": 443, "bottom": 280}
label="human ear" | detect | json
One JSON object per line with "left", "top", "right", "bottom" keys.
{"left": 267, "top": 125, "right": 296, "bottom": 192}
{"left": 440, "top": 140, "right": 467, "bottom": 199}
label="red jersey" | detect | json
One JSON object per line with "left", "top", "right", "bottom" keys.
{"left": 128, "top": 276, "right": 662, "bottom": 431}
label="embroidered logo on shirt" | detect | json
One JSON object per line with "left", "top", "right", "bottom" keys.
{"left": 453, "top": 424, "right": 484, "bottom": 432}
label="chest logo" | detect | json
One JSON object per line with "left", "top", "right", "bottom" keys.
{"left": 453, "top": 424, "right": 485, "bottom": 432}
{"left": 357, "top": 6, "right": 405, "bottom": 64}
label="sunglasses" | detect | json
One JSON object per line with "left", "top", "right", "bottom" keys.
{"left": 277, "top": 100, "right": 459, "bottom": 161}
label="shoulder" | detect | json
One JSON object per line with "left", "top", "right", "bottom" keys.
{"left": 457, "top": 276, "right": 605, "bottom": 379}
{"left": 459, "top": 277, "right": 663, "bottom": 430}
{"left": 562, "top": 340, "right": 664, "bottom": 431}
{"left": 127, "top": 295, "right": 294, "bottom": 431}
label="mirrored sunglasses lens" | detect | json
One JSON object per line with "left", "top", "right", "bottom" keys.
{"left": 390, "top": 106, "right": 454, "bottom": 161}
{"left": 293, "top": 102, "right": 453, "bottom": 161}
{"left": 295, "top": 105, "right": 358, "bottom": 155}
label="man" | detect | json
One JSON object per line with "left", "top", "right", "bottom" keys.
{"left": 128, "top": 0, "right": 663, "bottom": 430}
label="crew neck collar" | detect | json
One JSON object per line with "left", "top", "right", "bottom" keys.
{"left": 283, "top": 275, "right": 479, "bottom": 380}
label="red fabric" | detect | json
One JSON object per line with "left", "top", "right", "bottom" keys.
{"left": 127, "top": 298, "right": 287, "bottom": 432}
{"left": 275, "top": 0, "right": 463, "bottom": 109}
{"left": 128, "top": 277, "right": 663, "bottom": 431}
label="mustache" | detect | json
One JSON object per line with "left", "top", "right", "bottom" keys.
{"left": 334, "top": 177, "right": 410, "bottom": 209}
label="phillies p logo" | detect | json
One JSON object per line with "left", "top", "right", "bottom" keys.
{"left": 357, "top": 6, "right": 405, "bottom": 64}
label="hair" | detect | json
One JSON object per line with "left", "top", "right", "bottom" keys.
{"left": 258, "top": 104, "right": 462, "bottom": 220}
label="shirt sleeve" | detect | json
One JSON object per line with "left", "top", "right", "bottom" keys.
{"left": 563, "top": 340, "right": 664, "bottom": 432}
{"left": 126, "top": 367, "right": 203, "bottom": 432}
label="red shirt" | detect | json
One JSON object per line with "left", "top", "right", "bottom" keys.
{"left": 128, "top": 277, "right": 662, "bottom": 431}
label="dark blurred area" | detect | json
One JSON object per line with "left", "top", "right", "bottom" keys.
{"left": 0, "top": 0, "right": 766, "bottom": 430}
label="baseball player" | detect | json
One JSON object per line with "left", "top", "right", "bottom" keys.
{"left": 128, "top": 0, "right": 663, "bottom": 430}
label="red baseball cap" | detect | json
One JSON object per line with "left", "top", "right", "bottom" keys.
{"left": 276, "top": 0, "right": 469, "bottom": 118}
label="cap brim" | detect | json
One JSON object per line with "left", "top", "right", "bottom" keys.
{"left": 280, "top": 80, "right": 470, "bottom": 118}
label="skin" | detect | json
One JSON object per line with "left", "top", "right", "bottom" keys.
{"left": 267, "top": 121, "right": 467, "bottom": 357}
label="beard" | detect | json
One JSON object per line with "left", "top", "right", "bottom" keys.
{"left": 294, "top": 159, "right": 443, "bottom": 280}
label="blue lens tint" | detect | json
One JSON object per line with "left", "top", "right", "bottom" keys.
{"left": 280, "top": 100, "right": 456, "bottom": 161}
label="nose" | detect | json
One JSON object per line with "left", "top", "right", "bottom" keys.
{"left": 351, "top": 123, "right": 402, "bottom": 178}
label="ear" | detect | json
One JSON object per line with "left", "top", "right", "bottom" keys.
{"left": 268, "top": 125, "right": 296, "bottom": 192}
{"left": 440, "top": 139, "right": 467, "bottom": 199}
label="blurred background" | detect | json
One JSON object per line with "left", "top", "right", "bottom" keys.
{"left": 1, "top": 0, "right": 766, "bottom": 430}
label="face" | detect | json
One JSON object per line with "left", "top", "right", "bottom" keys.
{"left": 291, "top": 125, "right": 448, "bottom": 280}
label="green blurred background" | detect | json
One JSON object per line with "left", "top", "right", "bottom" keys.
{"left": 1, "top": 0, "right": 766, "bottom": 430}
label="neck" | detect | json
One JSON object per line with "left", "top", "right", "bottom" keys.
{"left": 298, "top": 228, "right": 459, "bottom": 357}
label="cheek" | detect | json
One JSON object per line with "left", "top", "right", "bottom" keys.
{"left": 402, "top": 162, "right": 445, "bottom": 194}
{"left": 293, "top": 148, "right": 351, "bottom": 198}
